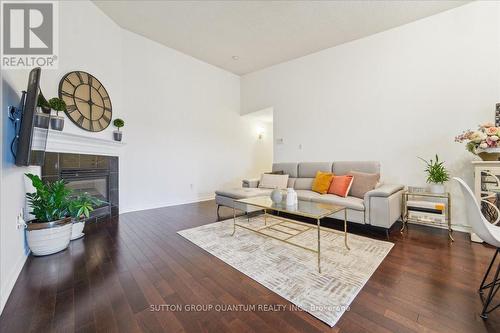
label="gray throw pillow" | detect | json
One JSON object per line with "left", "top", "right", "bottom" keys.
{"left": 348, "top": 171, "right": 380, "bottom": 198}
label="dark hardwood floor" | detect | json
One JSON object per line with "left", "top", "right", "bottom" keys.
{"left": 1, "top": 200, "right": 499, "bottom": 332}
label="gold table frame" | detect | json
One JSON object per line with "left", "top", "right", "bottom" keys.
{"left": 401, "top": 191, "right": 453, "bottom": 241}
{"left": 231, "top": 197, "right": 349, "bottom": 273}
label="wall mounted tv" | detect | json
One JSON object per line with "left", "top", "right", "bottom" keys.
{"left": 9, "top": 67, "right": 50, "bottom": 166}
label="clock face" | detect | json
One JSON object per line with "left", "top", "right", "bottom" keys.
{"left": 58, "top": 71, "right": 112, "bottom": 132}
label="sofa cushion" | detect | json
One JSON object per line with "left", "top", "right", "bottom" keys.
{"left": 332, "top": 161, "right": 380, "bottom": 175}
{"left": 295, "top": 190, "right": 365, "bottom": 211}
{"left": 311, "top": 171, "right": 334, "bottom": 194}
{"left": 258, "top": 174, "right": 289, "bottom": 189}
{"left": 295, "top": 190, "right": 320, "bottom": 201}
{"left": 272, "top": 163, "right": 298, "bottom": 178}
{"left": 348, "top": 171, "right": 380, "bottom": 198}
{"left": 313, "top": 194, "right": 365, "bottom": 211}
{"left": 298, "top": 162, "right": 333, "bottom": 178}
{"left": 328, "top": 175, "right": 354, "bottom": 197}
{"left": 294, "top": 178, "right": 314, "bottom": 190}
{"left": 215, "top": 187, "right": 271, "bottom": 199}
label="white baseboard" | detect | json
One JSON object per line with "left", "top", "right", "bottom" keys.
{"left": 120, "top": 195, "right": 215, "bottom": 215}
{"left": 0, "top": 252, "right": 29, "bottom": 314}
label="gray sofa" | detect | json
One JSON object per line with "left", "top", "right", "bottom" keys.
{"left": 215, "top": 161, "right": 404, "bottom": 235}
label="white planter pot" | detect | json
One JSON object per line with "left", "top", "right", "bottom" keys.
{"left": 26, "top": 218, "right": 72, "bottom": 256}
{"left": 71, "top": 220, "right": 85, "bottom": 240}
{"left": 429, "top": 184, "right": 445, "bottom": 194}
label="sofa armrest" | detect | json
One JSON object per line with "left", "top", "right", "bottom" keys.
{"left": 242, "top": 179, "right": 260, "bottom": 188}
{"left": 364, "top": 184, "right": 404, "bottom": 199}
{"left": 364, "top": 184, "right": 404, "bottom": 229}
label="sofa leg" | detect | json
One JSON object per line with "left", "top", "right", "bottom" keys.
{"left": 217, "top": 205, "right": 221, "bottom": 221}
{"left": 385, "top": 228, "right": 390, "bottom": 240}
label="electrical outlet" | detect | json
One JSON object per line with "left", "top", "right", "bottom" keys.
{"left": 16, "top": 212, "right": 25, "bottom": 229}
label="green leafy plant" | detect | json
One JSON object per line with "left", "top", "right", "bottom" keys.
{"left": 48, "top": 97, "right": 67, "bottom": 116}
{"left": 418, "top": 155, "right": 450, "bottom": 184}
{"left": 113, "top": 118, "right": 124, "bottom": 131}
{"left": 37, "top": 94, "right": 51, "bottom": 114}
{"left": 25, "top": 173, "right": 72, "bottom": 222}
{"left": 69, "top": 192, "right": 104, "bottom": 220}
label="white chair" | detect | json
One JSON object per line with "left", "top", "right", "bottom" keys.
{"left": 454, "top": 177, "right": 500, "bottom": 318}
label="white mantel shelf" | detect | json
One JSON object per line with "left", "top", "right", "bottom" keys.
{"left": 33, "top": 128, "right": 125, "bottom": 156}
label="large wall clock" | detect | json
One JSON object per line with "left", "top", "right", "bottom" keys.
{"left": 58, "top": 71, "right": 112, "bottom": 132}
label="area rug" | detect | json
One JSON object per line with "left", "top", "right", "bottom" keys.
{"left": 177, "top": 216, "right": 393, "bottom": 327}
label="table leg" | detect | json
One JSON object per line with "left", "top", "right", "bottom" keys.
{"left": 400, "top": 193, "right": 407, "bottom": 233}
{"left": 317, "top": 218, "right": 321, "bottom": 273}
{"left": 344, "top": 209, "right": 350, "bottom": 250}
{"left": 448, "top": 194, "right": 454, "bottom": 242}
{"left": 231, "top": 206, "right": 236, "bottom": 236}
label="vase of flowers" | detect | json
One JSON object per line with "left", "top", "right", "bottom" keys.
{"left": 455, "top": 122, "right": 500, "bottom": 161}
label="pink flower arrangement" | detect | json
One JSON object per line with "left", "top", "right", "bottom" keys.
{"left": 455, "top": 123, "right": 500, "bottom": 154}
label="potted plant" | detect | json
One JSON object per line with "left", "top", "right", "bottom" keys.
{"left": 113, "top": 118, "right": 124, "bottom": 141}
{"left": 68, "top": 192, "right": 103, "bottom": 240}
{"left": 418, "top": 155, "right": 450, "bottom": 194}
{"left": 48, "top": 97, "right": 66, "bottom": 131}
{"left": 34, "top": 93, "right": 51, "bottom": 128}
{"left": 25, "top": 174, "right": 73, "bottom": 256}
{"left": 455, "top": 122, "right": 500, "bottom": 160}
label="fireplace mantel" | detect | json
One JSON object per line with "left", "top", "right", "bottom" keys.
{"left": 33, "top": 128, "right": 125, "bottom": 156}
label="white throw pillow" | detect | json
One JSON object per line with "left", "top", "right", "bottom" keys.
{"left": 259, "top": 174, "right": 289, "bottom": 189}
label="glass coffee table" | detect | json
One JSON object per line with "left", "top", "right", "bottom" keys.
{"left": 232, "top": 196, "right": 349, "bottom": 273}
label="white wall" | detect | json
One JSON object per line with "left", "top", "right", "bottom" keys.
{"left": 241, "top": 1, "right": 500, "bottom": 228}
{"left": 119, "top": 30, "right": 270, "bottom": 212}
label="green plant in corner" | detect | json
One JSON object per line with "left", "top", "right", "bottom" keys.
{"left": 417, "top": 154, "right": 450, "bottom": 184}
{"left": 48, "top": 97, "right": 67, "bottom": 117}
{"left": 69, "top": 192, "right": 104, "bottom": 220}
{"left": 113, "top": 118, "right": 124, "bottom": 131}
{"left": 25, "top": 173, "right": 72, "bottom": 222}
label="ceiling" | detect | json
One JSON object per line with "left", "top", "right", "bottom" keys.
{"left": 93, "top": 0, "right": 468, "bottom": 75}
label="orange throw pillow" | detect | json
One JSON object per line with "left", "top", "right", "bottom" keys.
{"left": 328, "top": 175, "right": 354, "bottom": 197}
{"left": 311, "top": 171, "right": 334, "bottom": 194}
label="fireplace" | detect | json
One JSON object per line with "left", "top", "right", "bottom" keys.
{"left": 42, "top": 152, "right": 119, "bottom": 221}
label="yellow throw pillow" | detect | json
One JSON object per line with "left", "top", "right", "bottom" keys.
{"left": 312, "top": 171, "right": 334, "bottom": 194}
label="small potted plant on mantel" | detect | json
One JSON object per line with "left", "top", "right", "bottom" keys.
{"left": 418, "top": 154, "right": 450, "bottom": 194}
{"left": 34, "top": 93, "right": 51, "bottom": 128}
{"left": 48, "top": 97, "right": 66, "bottom": 131}
{"left": 113, "top": 118, "right": 124, "bottom": 141}
{"left": 69, "top": 192, "right": 103, "bottom": 240}
{"left": 25, "top": 173, "right": 73, "bottom": 256}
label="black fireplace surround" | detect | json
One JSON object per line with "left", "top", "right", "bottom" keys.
{"left": 41, "top": 152, "right": 119, "bottom": 222}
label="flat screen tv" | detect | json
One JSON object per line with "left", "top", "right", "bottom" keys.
{"left": 12, "top": 67, "right": 50, "bottom": 166}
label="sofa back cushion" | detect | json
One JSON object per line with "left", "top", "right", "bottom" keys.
{"left": 272, "top": 163, "right": 298, "bottom": 178}
{"left": 294, "top": 178, "right": 314, "bottom": 190}
{"left": 348, "top": 171, "right": 380, "bottom": 198}
{"left": 332, "top": 161, "right": 380, "bottom": 175}
{"left": 328, "top": 175, "right": 354, "bottom": 197}
{"left": 258, "top": 174, "right": 289, "bottom": 189}
{"left": 311, "top": 171, "right": 334, "bottom": 194}
{"left": 298, "top": 162, "right": 333, "bottom": 178}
